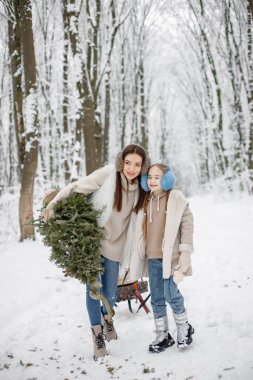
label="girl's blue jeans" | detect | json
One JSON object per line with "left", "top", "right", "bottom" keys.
{"left": 148, "top": 258, "right": 186, "bottom": 319}
{"left": 86, "top": 256, "right": 119, "bottom": 326}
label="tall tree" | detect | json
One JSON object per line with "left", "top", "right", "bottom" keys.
{"left": 7, "top": 1, "right": 24, "bottom": 181}
{"left": 9, "top": 0, "right": 39, "bottom": 240}
{"left": 66, "top": 0, "right": 98, "bottom": 175}
{"left": 62, "top": 0, "right": 71, "bottom": 181}
{"left": 189, "top": 0, "right": 228, "bottom": 176}
{"left": 247, "top": 0, "right": 253, "bottom": 188}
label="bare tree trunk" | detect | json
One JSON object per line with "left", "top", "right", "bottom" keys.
{"left": 139, "top": 59, "right": 148, "bottom": 149}
{"left": 103, "top": 0, "right": 118, "bottom": 162}
{"left": 82, "top": 72, "right": 101, "bottom": 173}
{"left": 189, "top": 0, "right": 228, "bottom": 176}
{"left": 120, "top": 43, "right": 126, "bottom": 148}
{"left": 7, "top": 3, "right": 24, "bottom": 181}
{"left": 85, "top": 0, "right": 102, "bottom": 172}
{"left": 103, "top": 70, "right": 110, "bottom": 164}
{"left": 128, "top": 3, "right": 150, "bottom": 147}
{"left": 0, "top": 47, "right": 9, "bottom": 190}
{"left": 61, "top": 0, "right": 81, "bottom": 181}
{"left": 18, "top": 0, "right": 39, "bottom": 240}
{"left": 224, "top": 0, "right": 246, "bottom": 185}
{"left": 68, "top": 0, "right": 99, "bottom": 175}
{"left": 131, "top": 71, "right": 139, "bottom": 143}
{"left": 62, "top": 0, "right": 71, "bottom": 181}
{"left": 35, "top": 1, "right": 57, "bottom": 183}
{"left": 86, "top": 0, "right": 128, "bottom": 166}
{"left": 247, "top": 0, "right": 253, "bottom": 187}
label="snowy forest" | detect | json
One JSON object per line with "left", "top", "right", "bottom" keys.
{"left": 0, "top": 0, "right": 253, "bottom": 241}
{"left": 1, "top": 2, "right": 253, "bottom": 379}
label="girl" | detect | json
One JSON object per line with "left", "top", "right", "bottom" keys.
{"left": 139, "top": 163, "right": 194, "bottom": 353}
{"left": 42, "top": 144, "right": 150, "bottom": 359}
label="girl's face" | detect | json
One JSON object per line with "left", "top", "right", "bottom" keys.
{"left": 147, "top": 166, "right": 163, "bottom": 193}
{"left": 123, "top": 153, "right": 143, "bottom": 181}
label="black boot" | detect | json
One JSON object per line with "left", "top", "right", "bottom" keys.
{"left": 149, "top": 332, "right": 175, "bottom": 353}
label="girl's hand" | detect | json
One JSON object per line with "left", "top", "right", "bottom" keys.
{"left": 175, "top": 251, "right": 191, "bottom": 273}
{"left": 173, "top": 270, "right": 185, "bottom": 285}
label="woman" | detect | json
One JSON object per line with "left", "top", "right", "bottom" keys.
{"left": 43, "top": 144, "right": 150, "bottom": 359}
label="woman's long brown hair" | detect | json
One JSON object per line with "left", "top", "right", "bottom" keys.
{"left": 113, "top": 145, "right": 148, "bottom": 213}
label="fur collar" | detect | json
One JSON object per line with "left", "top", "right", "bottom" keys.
{"left": 91, "top": 165, "right": 116, "bottom": 227}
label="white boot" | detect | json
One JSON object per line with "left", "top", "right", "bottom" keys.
{"left": 173, "top": 311, "right": 194, "bottom": 348}
{"left": 149, "top": 316, "right": 175, "bottom": 353}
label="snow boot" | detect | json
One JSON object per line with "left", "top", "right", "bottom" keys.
{"left": 91, "top": 325, "right": 107, "bottom": 360}
{"left": 102, "top": 314, "right": 118, "bottom": 341}
{"left": 149, "top": 316, "right": 175, "bottom": 353}
{"left": 173, "top": 311, "right": 194, "bottom": 348}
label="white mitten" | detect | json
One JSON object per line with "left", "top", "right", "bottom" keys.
{"left": 175, "top": 251, "right": 191, "bottom": 274}
{"left": 173, "top": 270, "right": 185, "bottom": 285}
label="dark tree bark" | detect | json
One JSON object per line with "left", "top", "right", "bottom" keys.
{"left": 247, "top": 0, "right": 253, "bottom": 186}
{"left": 189, "top": 0, "right": 228, "bottom": 176}
{"left": 139, "top": 59, "right": 148, "bottom": 150}
{"left": 68, "top": 0, "right": 99, "bottom": 175}
{"left": 62, "top": 0, "right": 71, "bottom": 181}
{"left": 18, "top": 0, "right": 39, "bottom": 240}
{"left": 7, "top": 2, "right": 24, "bottom": 180}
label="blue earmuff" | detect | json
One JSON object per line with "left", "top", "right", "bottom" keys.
{"left": 140, "top": 174, "right": 149, "bottom": 192}
{"left": 160, "top": 166, "right": 176, "bottom": 191}
{"left": 140, "top": 166, "right": 176, "bottom": 192}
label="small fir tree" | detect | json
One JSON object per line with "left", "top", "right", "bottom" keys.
{"left": 35, "top": 191, "right": 114, "bottom": 320}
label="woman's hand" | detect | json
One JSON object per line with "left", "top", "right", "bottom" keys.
{"left": 40, "top": 208, "right": 54, "bottom": 222}
{"left": 40, "top": 189, "right": 59, "bottom": 222}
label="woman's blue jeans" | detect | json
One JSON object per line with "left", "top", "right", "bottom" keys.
{"left": 86, "top": 256, "right": 119, "bottom": 326}
{"left": 148, "top": 258, "right": 186, "bottom": 319}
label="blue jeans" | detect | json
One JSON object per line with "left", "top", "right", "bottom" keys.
{"left": 86, "top": 256, "right": 119, "bottom": 326}
{"left": 148, "top": 259, "right": 185, "bottom": 319}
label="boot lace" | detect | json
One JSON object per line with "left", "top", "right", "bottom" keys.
{"left": 94, "top": 332, "right": 106, "bottom": 350}
{"left": 104, "top": 319, "right": 114, "bottom": 332}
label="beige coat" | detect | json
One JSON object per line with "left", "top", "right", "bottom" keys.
{"left": 45, "top": 164, "right": 139, "bottom": 264}
{"left": 126, "top": 189, "right": 194, "bottom": 281}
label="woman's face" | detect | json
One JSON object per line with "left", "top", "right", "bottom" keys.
{"left": 123, "top": 153, "right": 143, "bottom": 181}
{"left": 147, "top": 166, "right": 163, "bottom": 193}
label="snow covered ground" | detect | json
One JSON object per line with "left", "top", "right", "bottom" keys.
{"left": 1, "top": 193, "right": 253, "bottom": 380}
